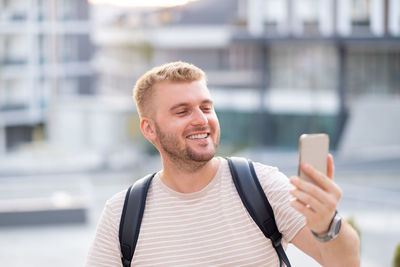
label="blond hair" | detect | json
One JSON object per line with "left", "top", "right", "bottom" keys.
{"left": 133, "top": 61, "right": 207, "bottom": 118}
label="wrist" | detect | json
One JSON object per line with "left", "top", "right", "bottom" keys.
{"left": 312, "top": 211, "right": 342, "bottom": 242}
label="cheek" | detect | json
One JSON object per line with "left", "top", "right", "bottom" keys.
{"left": 210, "top": 114, "right": 220, "bottom": 128}
{"left": 171, "top": 120, "right": 190, "bottom": 134}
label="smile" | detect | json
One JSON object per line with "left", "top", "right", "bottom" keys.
{"left": 187, "top": 133, "right": 208, "bottom": 139}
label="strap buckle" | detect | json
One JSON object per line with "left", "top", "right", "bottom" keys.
{"left": 270, "top": 232, "right": 282, "bottom": 248}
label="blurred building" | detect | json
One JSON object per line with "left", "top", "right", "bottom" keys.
{"left": 90, "top": 0, "right": 400, "bottom": 150}
{"left": 3, "top": 0, "right": 398, "bottom": 154}
{"left": 0, "top": 0, "right": 93, "bottom": 153}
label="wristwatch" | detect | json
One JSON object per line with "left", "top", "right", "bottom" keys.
{"left": 312, "top": 211, "right": 342, "bottom": 242}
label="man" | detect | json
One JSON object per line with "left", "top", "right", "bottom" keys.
{"left": 86, "top": 61, "right": 360, "bottom": 266}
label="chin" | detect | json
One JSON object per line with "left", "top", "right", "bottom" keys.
{"left": 187, "top": 150, "right": 216, "bottom": 162}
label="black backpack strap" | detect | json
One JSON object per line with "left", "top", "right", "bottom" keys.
{"left": 119, "top": 173, "right": 156, "bottom": 267}
{"left": 227, "top": 157, "right": 291, "bottom": 267}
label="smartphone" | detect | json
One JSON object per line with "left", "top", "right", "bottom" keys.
{"left": 298, "top": 133, "right": 329, "bottom": 184}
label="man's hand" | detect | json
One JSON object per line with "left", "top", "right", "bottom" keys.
{"left": 289, "top": 154, "right": 360, "bottom": 266}
{"left": 289, "top": 154, "right": 342, "bottom": 234}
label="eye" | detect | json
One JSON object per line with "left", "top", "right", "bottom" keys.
{"left": 201, "top": 105, "right": 213, "bottom": 112}
{"left": 176, "top": 109, "right": 187, "bottom": 115}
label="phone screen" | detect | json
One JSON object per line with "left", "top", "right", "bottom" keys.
{"left": 298, "top": 134, "right": 329, "bottom": 184}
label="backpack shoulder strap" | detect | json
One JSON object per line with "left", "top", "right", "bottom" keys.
{"left": 119, "top": 173, "right": 156, "bottom": 267}
{"left": 227, "top": 157, "right": 291, "bottom": 267}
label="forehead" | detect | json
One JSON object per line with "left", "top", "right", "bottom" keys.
{"left": 153, "top": 80, "right": 211, "bottom": 106}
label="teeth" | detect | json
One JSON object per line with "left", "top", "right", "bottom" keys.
{"left": 188, "top": 133, "right": 208, "bottom": 139}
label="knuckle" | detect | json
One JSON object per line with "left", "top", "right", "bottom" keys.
{"left": 308, "top": 186, "right": 318, "bottom": 196}
{"left": 303, "top": 195, "right": 312, "bottom": 203}
{"left": 337, "top": 187, "right": 343, "bottom": 199}
{"left": 326, "top": 197, "right": 336, "bottom": 209}
{"left": 296, "top": 178, "right": 303, "bottom": 186}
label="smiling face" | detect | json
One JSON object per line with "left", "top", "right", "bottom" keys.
{"left": 142, "top": 80, "right": 220, "bottom": 168}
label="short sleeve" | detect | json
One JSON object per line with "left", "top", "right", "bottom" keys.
{"left": 253, "top": 162, "right": 306, "bottom": 245}
{"left": 85, "top": 190, "right": 126, "bottom": 267}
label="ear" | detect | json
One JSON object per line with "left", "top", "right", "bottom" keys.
{"left": 140, "top": 117, "right": 157, "bottom": 144}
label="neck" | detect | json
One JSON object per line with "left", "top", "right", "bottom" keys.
{"left": 160, "top": 156, "right": 220, "bottom": 193}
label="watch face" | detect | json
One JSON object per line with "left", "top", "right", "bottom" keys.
{"left": 333, "top": 218, "right": 342, "bottom": 234}
{"left": 328, "top": 213, "right": 342, "bottom": 239}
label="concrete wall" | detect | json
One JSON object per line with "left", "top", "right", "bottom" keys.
{"left": 339, "top": 95, "right": 400, "bottom": 159}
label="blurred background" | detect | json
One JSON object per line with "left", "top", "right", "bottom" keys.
{"left": 0, "top": 0, "right": 399, "bottom": 266}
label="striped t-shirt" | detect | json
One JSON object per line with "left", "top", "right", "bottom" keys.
{"left": 86, "top": 157, "right": 306, "bottom": 266}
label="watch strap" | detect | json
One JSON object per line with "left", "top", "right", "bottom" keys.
{"left": 312, "top": 211, "right": 342, "bottom": 242}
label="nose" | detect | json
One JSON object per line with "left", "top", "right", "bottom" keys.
{"left": 191, "top": 108, "right": 208, "bottom": 126}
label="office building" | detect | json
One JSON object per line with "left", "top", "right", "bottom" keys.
{"left": 0, "top": 0, "right": 93, "bottom": 153}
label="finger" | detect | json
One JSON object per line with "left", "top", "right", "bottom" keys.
{"left": 291, "top": 198, "right": 336, "bottom": 234}
{"left": 299, "top": 163, "right": 342, "bottom": 199}
{"left": 290, "top": 188, "right": 327, "bottom": 213}
{"left": 301, "top": 163, "right": 335, "bottom": 191}
{"left": 290, "top": 198, "right": 316, "bottom": 218}
{"left": 290, "top": 176, "right": 341, "bottom": 207}
{"left": 290, "top": 176, "right": 331, "bottom": 202}
{"left": 327, "top": 154, "right": 335, "bottom": 180}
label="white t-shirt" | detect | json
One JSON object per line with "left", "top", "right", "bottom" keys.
{"left": 86, "top": 157, "right": 306, "bottom": 266}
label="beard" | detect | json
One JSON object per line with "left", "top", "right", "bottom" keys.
{"left": 154, "top": 123, "right": 219, "bottom": 170}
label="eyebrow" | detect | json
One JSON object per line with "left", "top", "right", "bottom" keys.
{"left": 169, "top": 99, "right": 214, "bottom": 112}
